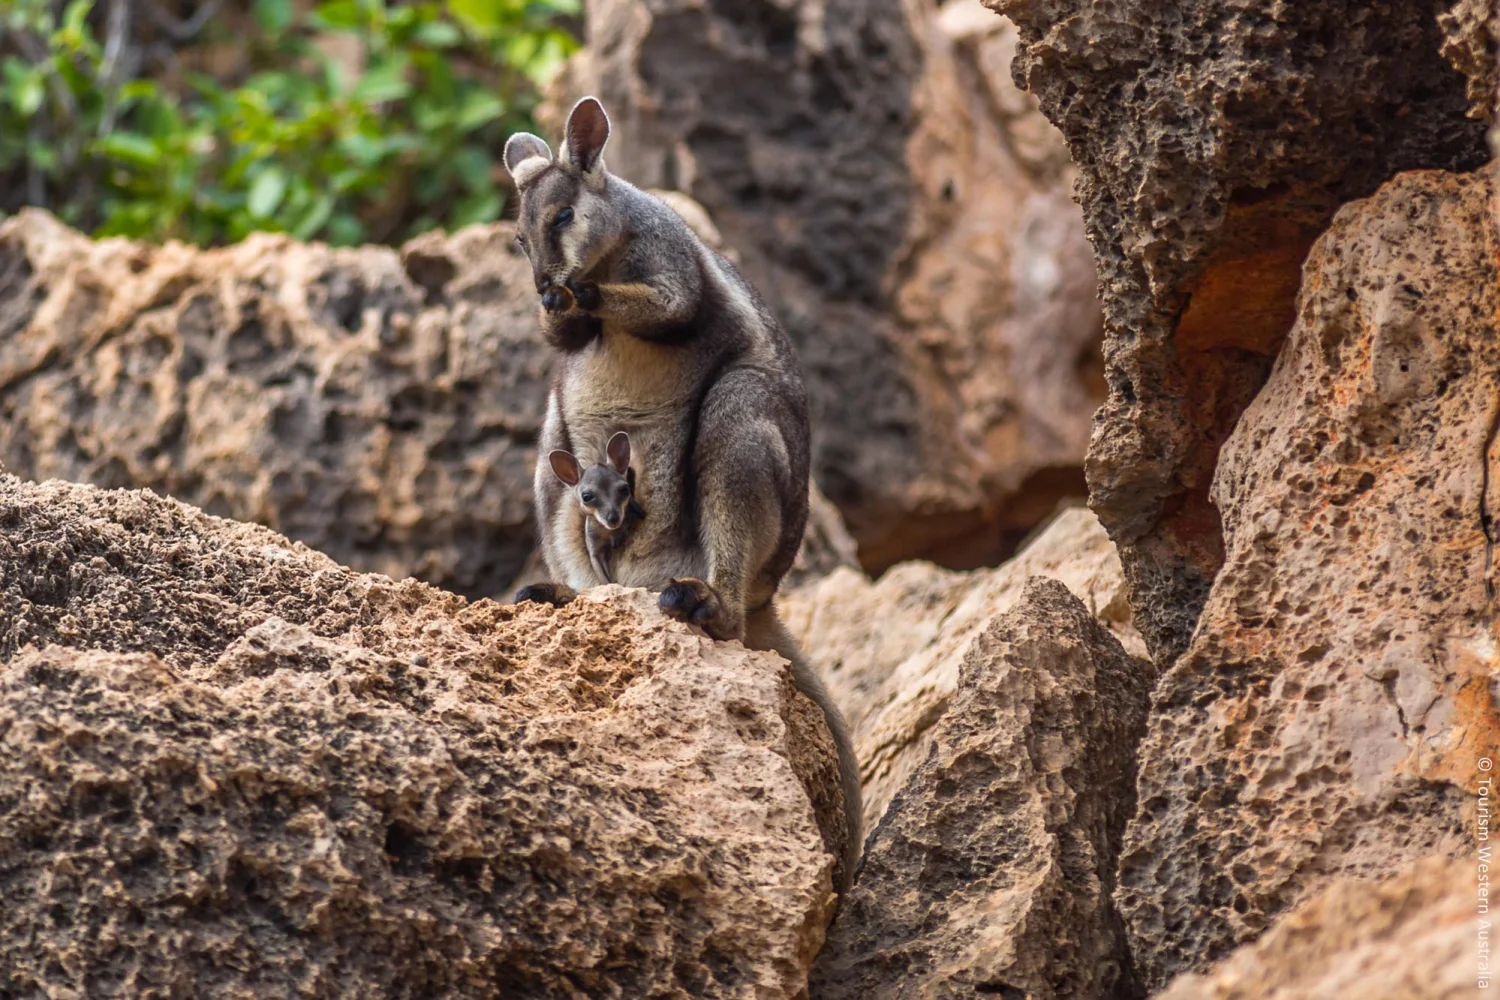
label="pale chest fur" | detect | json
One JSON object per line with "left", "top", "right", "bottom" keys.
{"left": 555, "top": 329, "right": 704, "bottom": 589}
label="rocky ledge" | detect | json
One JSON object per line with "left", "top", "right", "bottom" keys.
{"left": 0, "top": 475, "right": 848, "bottom": 997}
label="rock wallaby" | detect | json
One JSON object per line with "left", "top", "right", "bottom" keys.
{"left": 547, "top": 431, "right": 645, "bottom": 585}
{"left": 504, "top": 97, "right": 863, "bottom": 892}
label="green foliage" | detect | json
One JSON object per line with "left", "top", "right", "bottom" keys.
{"left": 0, "top": 0, "right": 577, "bottom": 245}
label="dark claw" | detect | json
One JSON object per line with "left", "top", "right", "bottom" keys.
{"left": 657, "top": 580, "right": 694, "bottom": 618}
{"left": 514, "top": 583, "right": 575, "bottom": 607}
{"left": 659, "top": 578, "right": 718, "bottom": 624}
{"left": 541, "top": 286, "right": 573, "bottom": 313}
{"left": 570, "top": 281, "right": 602, "bottom": 312}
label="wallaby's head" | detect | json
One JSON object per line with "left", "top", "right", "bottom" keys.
{"left": 548, "top": 431, "right": 636, "bottom": 532}
{"left": 504, "top": 96, "right": 626, "bottom": 296}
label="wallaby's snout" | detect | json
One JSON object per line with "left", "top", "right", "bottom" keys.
{"left": 593, "top": 505, "right": 625, "bottom": 532}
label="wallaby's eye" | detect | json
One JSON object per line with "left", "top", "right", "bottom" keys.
{"left": 553, "top": 207, "right": 574, "bottom": 229}
{"left": 515, "top": 233, "right": 528, "bottom": 250}
{"left": 580, "top": 490, "right": 596, "bottom": 504}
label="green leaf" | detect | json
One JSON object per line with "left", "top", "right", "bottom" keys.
{"left": 445, "top": 0, "right": 514, "bottom": 36}
{"left": 351, "top": 55, "right": 412, "bottom": 104}
{"left": 96, "top": 133, "right": 160, "bottom": 167}
{"left": 61, "top": 0, "right": 94, "bottom": 35}
{"left": 254, "top": 0, "right": 294, "bottom": 32}
{"left": 451, "top": 145, "right": 492, "bottom": 190}
{"left": 293, "top": 192, "right": 338, "bottom": 240}
{"left": 449, "top": 190, "right": 500, "bottom": 230}
{"left": 312, "top": 0, "right": 363, "bottom": 29}
{"left": 413, "top": 19, "right": 461, "bottom": 47}
{"left": 13, "top": 72, "right": 45, "bottom": 116}
{"left": 453, "top": 90, "right": 503, "bottom": 131}
{"left": 328, "top": 212, "right": 366, "bottom": 246}
{"left": 247, "top": 167, "right": 289, "bottom": 219}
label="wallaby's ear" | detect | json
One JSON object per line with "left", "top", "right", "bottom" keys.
{"left": 606, "top": 431, "right": 631, "bottom": 475}
{"left": 562, "top": 97, "right": 610, "bottom": 178}
{"left": 548, "top": 450, "right": 583, "bottom": 487}
{"left": 504, "top": 132, "right": 553, "bottom": 189}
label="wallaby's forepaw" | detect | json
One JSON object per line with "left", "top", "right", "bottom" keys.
{"left": 514, "top": 583, "right": 578, "bottom": 607}
{"left": 659, "top": 578, "right": 736, "bottom": 639}
{"left": 541, "top": 286, "right": 574, "bottom": 313}
{"left": 569, "top": 280, "right": 602, "bottom": 312}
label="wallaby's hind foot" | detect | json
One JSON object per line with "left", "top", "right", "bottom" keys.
{"left": 658, "top": 578, "right": 735, "bottom": 639}
{"left": 513, "top": 582, "right": 579, "bottom": 607}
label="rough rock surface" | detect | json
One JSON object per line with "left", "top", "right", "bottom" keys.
{"left": 1115, "top": 168, "right": 1497, "bottom": 989}
{"left": 1156, "top": 856, "right": 1475, "bottom": 999}
{"left": 810, "top": 578, "right": 1151, "bottom": 1000}
{"left": 989, "top": 0, "right": 1491, "bottom": 661}
{"left": 782, "top": 506, "right": 1146, "bottom": 830}
{"left": 1439, "top": 0, "right": 1499, "bottom": 121}
{"left": 0, "top": 475, "right": 849, "bottom": 997}
{"left": 0, "top": 206, "right": 848, "bottom": 602}
{"left": 0, "top": 209, "right": 546, "bottom": 599}
{"left": 550, "top": 0, "right": 1103, "bottom": 572}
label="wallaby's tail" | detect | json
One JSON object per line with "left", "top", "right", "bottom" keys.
{"left": 745, "top": 602, "right": 863, "bottom": 896}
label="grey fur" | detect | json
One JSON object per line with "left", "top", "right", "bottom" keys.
{"left": 507, "top": 96, "right": 863, "bottom": 893}
{"left": 547, "top": 432, "right": 644, "bottom": 585}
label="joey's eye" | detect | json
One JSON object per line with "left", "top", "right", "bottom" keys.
{"left": 515, "top": 233, "right": 528, "bottom": 249}
{"left": 580, "top": 491, "right": 596, "bottom": 504}
{"left": 553, "top": 207, "right": 574, "bottom": 228}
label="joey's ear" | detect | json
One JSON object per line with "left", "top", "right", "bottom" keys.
{"left": 548, "top": 450, "right": 582, "bottom": 487}
{"left": 504, "top": 133, "right": 553, "bottom": 188}
{"left": 562, "top": 97, "right": 610, "bottom": 177}
{"left": 606, "top": 431, "right": 630, "bottom": 474}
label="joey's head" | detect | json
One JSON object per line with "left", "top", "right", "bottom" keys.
{"left": 503, "top": 97, "right": 626, "bottom": 296}
{"left": 548, "top": 432, "right": 636, "bottom": 533}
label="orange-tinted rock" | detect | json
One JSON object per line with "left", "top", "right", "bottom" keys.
{"left": 988, "top": 0, "right": 1490, "bottom": 662}
{"left": 1156, "top": 856, "right": 1476, "bottom": 999}
{"left": 1116, "top": 168, "right": 1497, "bottom": 988}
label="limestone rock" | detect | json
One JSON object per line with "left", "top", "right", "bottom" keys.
{"left": 810, "top": 578, "right": 1151, "bottom": 1000}
{"left": 1116, "top": 168, "right": 1497, "bottom": 989}
{"left": 783, "top": 506, "right": 1146, "bottom": 831}
{"left": 1439, "top": 0, "right": 1499, "bottom": 121}
{"left": 1156, "top": 856, "right": 1475, "bottom": 999}
{"left": 0, "top": 209, "right": 546, "bottom": 600}
{"left": 0, "top": 475, "right": 847, "bottom": 997}
{"left": 550, "top": 0, "right": 1103, "bottom": 573}
{"left": 988, "top": 0, "right": 1491, "bottom": 662}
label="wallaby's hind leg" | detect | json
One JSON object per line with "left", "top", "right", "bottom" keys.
{"left": 657, "top": 369, "right": 802, "bottom": 642}
{"left": 513, "top": 582, "right": 579, "bottom": 607}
